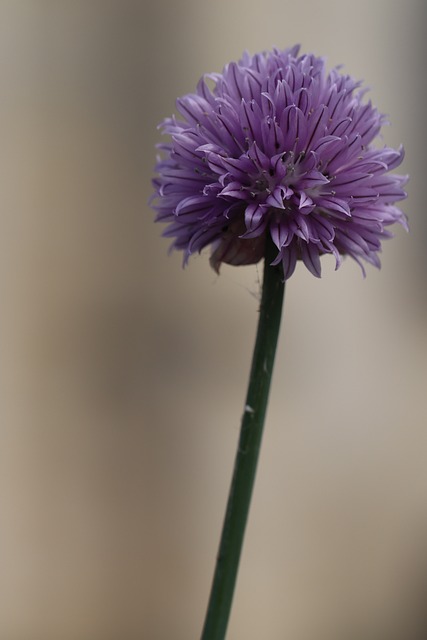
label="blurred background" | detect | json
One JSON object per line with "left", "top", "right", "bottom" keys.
{"left": 0, "top": 1, "right": 426, "bottom": 639}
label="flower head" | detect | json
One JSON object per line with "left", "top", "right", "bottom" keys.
{"left": 152, "top": 45, "right": 408, "bottom": 278}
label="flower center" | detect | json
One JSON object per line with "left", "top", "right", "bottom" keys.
{"left": 251, "top": 174, "right": 271, "bottom": 197}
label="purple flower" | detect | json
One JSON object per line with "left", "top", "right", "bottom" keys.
{"left": 152, "top": 45, "right": 408, "bottom": 279}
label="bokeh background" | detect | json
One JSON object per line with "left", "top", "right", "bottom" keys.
{"left": 0, "top": 1, "right": 426, "bottom": 639}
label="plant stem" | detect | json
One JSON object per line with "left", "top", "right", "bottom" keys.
{"left": 200, "top": 238, "right": 285, "bottom": 640}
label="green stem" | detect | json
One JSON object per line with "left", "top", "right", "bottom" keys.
{"left": 201, "top": 238, "right": 285, "bottom": 640}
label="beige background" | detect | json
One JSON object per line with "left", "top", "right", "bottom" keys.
{"left": 0, "top": 1, "right": 426, "bottom": 639}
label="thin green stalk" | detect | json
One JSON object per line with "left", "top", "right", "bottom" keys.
{"left": 201, "top": 238, "right": 285, "bottom": 640}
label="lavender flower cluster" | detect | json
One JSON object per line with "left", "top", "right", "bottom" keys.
{"left": 152, "top": 46, "right": 407, "bottom": 278}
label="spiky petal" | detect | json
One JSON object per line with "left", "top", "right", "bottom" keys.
{"left": 152, "top": 46, "right": 408, "bottom": 279}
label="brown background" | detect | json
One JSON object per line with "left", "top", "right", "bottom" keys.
{"left": 0, "top": 1, "right": 426, "bottom": 638}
